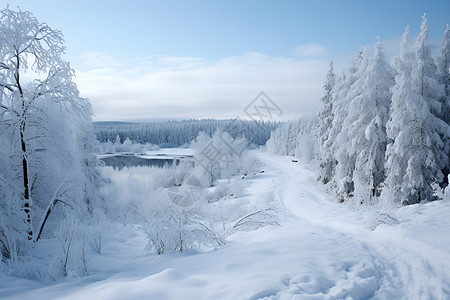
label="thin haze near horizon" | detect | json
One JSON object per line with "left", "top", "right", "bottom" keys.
{"left": 2, "top": 0, "right": 449, "bottom": 122}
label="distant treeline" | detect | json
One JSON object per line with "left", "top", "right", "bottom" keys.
{"left": 94, "top": 119, "right": 280, "bottom": 147}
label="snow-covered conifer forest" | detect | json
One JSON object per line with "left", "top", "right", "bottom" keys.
{"left": 315, "top": 15, "right": 450, "bottom": 207}
{"left": 1, "top": 6, "right": 449, "bottom": 300}
{"left": 94, "top": 119, "right": 278, "bottom": 147}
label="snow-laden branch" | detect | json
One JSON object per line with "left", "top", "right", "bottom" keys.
{"left": 34, "top": 181, "right": 76, "bottom": 242}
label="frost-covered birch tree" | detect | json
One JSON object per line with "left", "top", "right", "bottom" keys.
{"left": 0, "top": 8, "right": 98, "bottom": 257}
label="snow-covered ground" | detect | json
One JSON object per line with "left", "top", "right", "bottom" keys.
{"left": 1, "top": 151, "right": 449, "bottom": 299}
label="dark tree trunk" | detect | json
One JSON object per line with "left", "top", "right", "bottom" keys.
{"left": 16, "top": 52, "right": 33, "bottom": 241}
{"left": 21, "top": 125, "right": 33, "bottom": 240}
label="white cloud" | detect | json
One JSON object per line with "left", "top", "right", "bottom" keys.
{"left": 294, "top": 43, "right": 329, "bottom": 58}
{"left": 73, "top": 51, "right": 328, "bottom": 121}
{"left": 78, "top": 51, "right": 120, "bottom": 70}
{"left": 156, "top": 56, "right": 208, "bottom": 70}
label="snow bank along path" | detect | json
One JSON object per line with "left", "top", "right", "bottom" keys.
{"left": 2, "top": 151, "right": 450, "bottom": 299}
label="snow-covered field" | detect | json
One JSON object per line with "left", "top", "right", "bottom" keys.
{"left": 1, "top": 151, "right": 449, "bottom": 300}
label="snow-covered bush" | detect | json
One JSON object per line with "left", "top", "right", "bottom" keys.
{"left": 190, "top": 129, "right": 255, "bottom": 186}
{"left": 444, "top": 176, "right": 450, "bottom": 201}
{"left": 206, "top": 187, "right": 281, "bottom": 237}
{"left": 48, "top": 217, "right": 88, "bottom": 280}
{"left": 103, "top": 165, "right": 226, "bottom": 254}
{"left": 143, "top": 190, "right": 225, "bottom": 254}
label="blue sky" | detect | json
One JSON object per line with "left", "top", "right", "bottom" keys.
{"left": 2, "top": 0, "right": 449, "bottom": 121}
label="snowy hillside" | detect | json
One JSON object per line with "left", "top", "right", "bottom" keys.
{"left": 1, "top": 151, "right": 449, "bottom": 300}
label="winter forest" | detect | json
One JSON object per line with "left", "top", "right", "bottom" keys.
{"left": 1, "top": 5, "right": 450, "bottom": 300}
{"left": 272, "top": 15, "right": 450, "bottom": 206}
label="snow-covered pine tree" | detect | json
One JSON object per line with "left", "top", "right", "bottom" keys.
{"left": 435, "top": 25, "right": 450, "bottom": 184}
{"left": 350, "top": 40, "right": 394, "bottom": 204}
{"left": 317, "top": 60, "right": 336, "bottom": 184}
{"left": 411, "top": 15, "right": 448, "bottom": 198}
{"left": 333, "top": 47, "right": 369, "bottom": 202}
{"left": 435, "top": 25, "right": 450, "bottom": 124}
{"left": 385, "top": 16, "right": 448, "bottom": 205}
{"left": 384, "top": 26, "right": 414, "bottom": 205}
{"left": 323, "top": 55, "right": 359, "bottom": 192}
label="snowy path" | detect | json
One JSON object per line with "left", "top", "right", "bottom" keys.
{"left": 256, "top": 152, "right": 450, "bottom": 299}
{"left": 2, "top": 152, "right": 450, "bottom": 299}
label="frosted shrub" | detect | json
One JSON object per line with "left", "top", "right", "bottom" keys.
{"left": 444, "top": 177, "right": 450, "bottom": 201}
{"left": 205, "top": 184, "right": 281, "bottom": 237}
{"left": 48, "top": 217, "right": 88, "bottom": 280}
{"left": 190, "top": 129, "right": 252, "bottom": 186}
{"left": 106, "top": 165, "right": 226, "bottom": 254}
{"left": 138, "top": 189, "right": 225, "bottom": 254}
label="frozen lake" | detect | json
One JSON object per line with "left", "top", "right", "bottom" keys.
{"left": 99, "top": 148, "right": 195, "bottom": 170}
{"left": 99, "top": 148, "right": 195, "bottom": 184}
{"left": 101, "top": 155, "right": 179, "bottom": 170}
